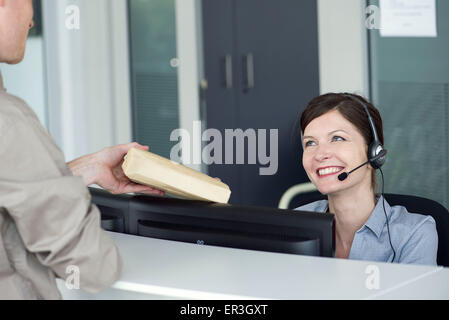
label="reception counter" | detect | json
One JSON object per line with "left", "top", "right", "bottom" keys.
{"left": 57, "top": 231, "right": 449, "bottom": 300}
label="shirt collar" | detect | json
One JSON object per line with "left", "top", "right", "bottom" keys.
{"left": 360, "top": 195, "right": 392, "bottom": 238}
{"left": 322, "top": 195, "right": 392, "bottom": 239}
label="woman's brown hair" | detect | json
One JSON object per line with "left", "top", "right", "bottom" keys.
{"left": 299, "top": 93, "right": 384, "bottom": 192}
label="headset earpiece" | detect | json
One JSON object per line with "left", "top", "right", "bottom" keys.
{"left": 369, "top": 141, "right": 386, "bottom": 169}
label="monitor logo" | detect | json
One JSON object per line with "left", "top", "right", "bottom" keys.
{"left": 196, "top": 240, "right": 205, "bottom": 245}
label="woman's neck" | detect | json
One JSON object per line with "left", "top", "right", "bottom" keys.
{"left": 327, "top": 185, "right": 376, "bottom": 246}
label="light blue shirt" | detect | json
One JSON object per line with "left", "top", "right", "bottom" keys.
{"left": 295, "top": 196, "right": 438, "bottom": 266}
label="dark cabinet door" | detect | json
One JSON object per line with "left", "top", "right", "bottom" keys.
{"left": 203, "top": 0, "right": 319, "bottom": 207}
{"left": 234, "top": 0, "right": 319, "bottom": 207}
{"left": 202, "top": 0, "right": 243, "bottom": 204}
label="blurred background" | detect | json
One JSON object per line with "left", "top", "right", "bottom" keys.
{"left": 1, "top": 0, "right": 447, "bottom": 210}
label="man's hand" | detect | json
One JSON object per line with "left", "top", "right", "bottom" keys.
{"left": 67, "top": 142, "right": 165, "bottom": 196}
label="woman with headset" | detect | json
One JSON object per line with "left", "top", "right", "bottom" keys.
{"left": 296, "top": 93, "right": 438, "bottom": 265}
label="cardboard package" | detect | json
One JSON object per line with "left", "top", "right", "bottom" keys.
{"left": 122, "top": 148, "right": 231, "bottom": 203}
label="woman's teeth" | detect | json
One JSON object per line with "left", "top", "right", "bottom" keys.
{"left": 318, "top": 167, "right": 343, "bottom": 176}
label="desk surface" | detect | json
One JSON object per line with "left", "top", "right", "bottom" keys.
{"left": 57, "top": 232, "right": 449, "bottom": 300}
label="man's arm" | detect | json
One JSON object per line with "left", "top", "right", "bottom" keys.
{"left": 0, "top": 97, "right": 122, "bottom": 293}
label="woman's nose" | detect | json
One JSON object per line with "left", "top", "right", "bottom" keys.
{"left": 29, "top": 20, "right": 35, "bottom": 30}
{"left": 314, "top": 144, "right": 333, "bottom": 162}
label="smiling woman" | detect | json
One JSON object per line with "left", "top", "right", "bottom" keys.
{"left": 294, "top": 93, "right": 438, "bottom": 265}
{"left": 302, "top": 110, "right": 371, "bottom": 197}
{"left": 301, "top": 93, "right": 383, "bottom": 193}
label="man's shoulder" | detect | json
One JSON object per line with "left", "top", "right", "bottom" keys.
{"left": 0, "top": 91, "right": 38, "bottom": 131}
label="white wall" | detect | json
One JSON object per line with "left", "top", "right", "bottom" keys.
{"left": 317, "top": 0, "right": 369, "bottom": 97}
{"left": 42, "top": 0, "right": 132, "bottom": 162}
{"left": 33, "top": 0, "right": 368, "bottom": 164}
{"left": 175, "top": 0, "right": 205, "bottom": 172}
{"left": 41, "top": 0, "right": 201, "bottom": 166}
{"left": 0, "top": 37, "right": 47, "bottom": 128}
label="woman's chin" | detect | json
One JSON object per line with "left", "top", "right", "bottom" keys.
{"left": 316, "top": 182, "right": 345, "bottom": 196}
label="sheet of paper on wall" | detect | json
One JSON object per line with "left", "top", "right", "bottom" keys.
{"left": 122, "top": 148, "right": 231, "bottom": 203}
{"left": 379, "top": 0, "right": 437, "bottom": 37}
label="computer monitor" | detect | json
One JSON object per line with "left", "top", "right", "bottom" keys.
{"left": 89, "top": 187, "right": 132, "bottom": 234}
{"left": 89, "top": 188, "right": 335, "bottom": 258}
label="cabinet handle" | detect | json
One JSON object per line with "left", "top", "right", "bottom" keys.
{"left": 225, "top": 54, "right": 233, "bottom": 89}
{"left": 243, "top": 53, "right": 254, "bottom": 92}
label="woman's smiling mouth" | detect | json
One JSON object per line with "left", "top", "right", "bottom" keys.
{"left": 316, "top": 166, "right": 344, "bottom": 177}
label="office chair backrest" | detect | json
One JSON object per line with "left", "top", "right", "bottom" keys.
{"left": 291, "top": 193, "right": 449, "bottom": 267}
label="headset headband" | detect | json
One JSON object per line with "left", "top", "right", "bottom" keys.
{"left": 343, "top": 94, "right": 380, "bottom": 144}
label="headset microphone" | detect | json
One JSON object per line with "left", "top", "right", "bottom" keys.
{"left": 337, "top": 149, "right": 387, "bottom": 182}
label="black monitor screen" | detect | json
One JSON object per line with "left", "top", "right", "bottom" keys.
{"left": 89, "top": 188, "right": 335, "bottom": 258}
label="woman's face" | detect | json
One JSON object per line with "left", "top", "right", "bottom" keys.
{"left": 302, "top": 109, "right": 372, "bottom": 195}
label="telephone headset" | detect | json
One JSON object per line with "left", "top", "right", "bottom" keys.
{"left": 338, "top": 93, "right": 396, "bottom": 262}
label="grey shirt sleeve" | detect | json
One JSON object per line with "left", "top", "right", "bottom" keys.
{"left": 0, "top": 95, "right": 123, "bottom": 293}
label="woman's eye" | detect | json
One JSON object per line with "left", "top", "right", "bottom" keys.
{"left": 304, "top": 141, "right": 316, "bottom": 147}
{"left": 332, "top": 136, "right": 345, "bottom": 142}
